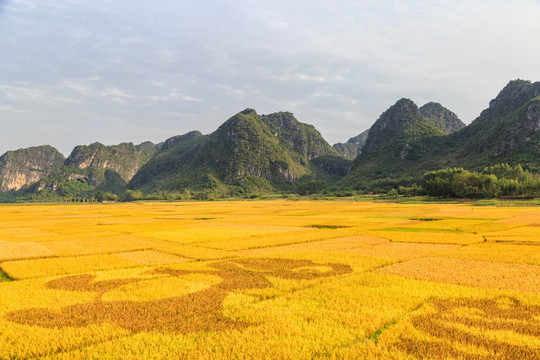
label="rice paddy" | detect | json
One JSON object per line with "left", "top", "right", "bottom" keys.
{"left": 0, "top": 200, "right": 539, "bottom": 359}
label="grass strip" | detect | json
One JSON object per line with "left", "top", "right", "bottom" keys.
{"left": 0, "top": 267, "right": 13, "bottom": 282}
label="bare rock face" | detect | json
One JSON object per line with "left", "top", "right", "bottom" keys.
{"left": 65, "top": 142, "right": 156, "bottom": 183}
{"left": 485, "top": 79, "right": 540, "bottom": 115}
{"left": 0, "top": 146, "right": 65, "bottom": 191}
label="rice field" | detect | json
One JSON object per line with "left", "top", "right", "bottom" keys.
{"left": 0, "top": 200, "right": 539, "bottom": 359}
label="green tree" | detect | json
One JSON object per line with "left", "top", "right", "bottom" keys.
{"left": 124, "top": 190, "right": 143, "bottom": 201}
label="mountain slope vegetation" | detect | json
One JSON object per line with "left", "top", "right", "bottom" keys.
{"left": 129, "top": 109, "right": 340, "bottom": 197}
{"left": 340, "top": 79, "right": 540, "bottom": 190}
{"left": 1, "top": 79, "right": 540, "bottom": 200}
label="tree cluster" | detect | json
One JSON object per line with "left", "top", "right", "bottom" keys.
{"left": 422, "top": 164, "right": 540, "bottom": 198}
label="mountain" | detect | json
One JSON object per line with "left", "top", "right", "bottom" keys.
{"left": 25, "top": 141, "right": 157, "bottom": 199}
{"left": 128, "top": 131, "right": 209, "bottom": 192}
{"left": 0, "top": 145, "right": 65, "bottom": 191}
{"left": 65, "top": 141, "right": 157, "bottom": 183}
{"left": 434, "top": 79, "right": 540, "bottom": 169}
{"left": 333, "top": 103, "right": 462, "bottom": 160}
{"left": 129, "top": 109, "right": 341, "bottom": 196}
{"left": 3, "top": 79, "right": 540, "bottom": 200}
{"left": 333, "top": 129, "right": 369, "bottom": 159}
{"left": 341, "top": 79, "right": 540, "bottom": 188}
{"left": 340, "top": 98, "right": 449, "bottom": 186}
{"left": 361, "top": 98, "right": 446, "bottom": 155}
{"left": 260, "top": 112, "right": 337, "bottom": 162}
{"left": 419, "top": 102, "right": 465, "bottom": 133}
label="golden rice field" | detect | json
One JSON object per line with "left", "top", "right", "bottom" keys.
{"left": 0, "top": 200, "right": 539, "bottom": 359}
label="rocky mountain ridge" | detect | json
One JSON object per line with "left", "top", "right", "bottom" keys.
{"left": 332, "top": 130, "right": 369, "bottom": 160}
{"left": 0, "top": 141, "right": 157, "bottom": 198}
{"left": 2, "top": 79, "right": 539, "bottom": 200}
{"left": 0, "top": 145, "right": 65, "bottom": 191}
{"left": 341, "top": 79, "right": 540, "bottom": 187}
{"left": 333, "top": 101, "right": 464, "bottom": 159}
{"left": 129, "top": 109, "right": 340, "bottom": 196}
{"left": 65, "top": 141, "right": 157, "bottom": 183}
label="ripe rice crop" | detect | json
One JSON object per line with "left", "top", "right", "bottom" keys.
{"left": 441, "top": 243, "right": 540, "bottom": 266}
{"left": 0, "top": 200, "right": 539, "bottom": 359}
{"left": 378, "top": 256, "right": 540, "bottom": 293}
{"left": 0, "top": 227, "right": 59, "bottom": 242}
{"left": 137, "top": 224, "right": 300, "bottom": 245}
{"left": 0, "top": 240, "right": 55, "bottom": 261}
{"left": 205, "top": 227, "right": 363, "bottom": 250}
{"left": 113, "top": 250, "right": 187, "bottom": 265}
{"left": 2, "top": 254, "right": 140, "bottom": 279}
{"left": 366, "top": 229, "right": 484, "bottom": 244}
{"left": 392, "top": 296, "right": 540, "bottom": 360}
{"left": 41, "top": 234, "right": 172, "bottom": 256}
{"left": 335, "top": 242, "right": 460, "bottom": 261}
{"left": 157, "top": 243, "right": 235, "bottom": 260}
{"left": 239, "top": 235, "right": 389, "bottom": 256}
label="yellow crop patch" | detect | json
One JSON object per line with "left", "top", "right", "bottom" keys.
{"left": 389, "top": 296, "right": 540, "bottom": 360}
{"left": 157, "top": 243, "right": 235, "bottom": 260}
{"left": 138, "top": 224, "right": 299, "bottom": 244}
{"left": 206, "top": 227, "right": 362, "bottom": 250}
{"left": 238, "top": 234, "right": 389, "bottom": 256}
{"left": 366, "top": 229, "right": 484, "bottom": 244}
{"left": 441, "top": 243, "right": 540, "bottom": 265}
{"left": 0, "top": 200, "right": 539, "bottom": 359}
{"left": 113, "top": 250, "right": 187, "bottom": 265}
{"left": 378, "top": 256, "right": 540, "bottom": 293}
{"left": 336, "top": 242, "right": 460, "bottom": 260}
{"left": 0, "top": 240, "right": 55, "bottom": 261}
{"left": 42, "top": 234, "right": 172, "bottom": 256}
{"left": 2, "top": 254, "right": 138, "bottom": 279}
{"left": 101, "top": 273, "right": 222, "bottom": 302}
{"left": 0, "top": 227, "right": 59, "bottom": 242}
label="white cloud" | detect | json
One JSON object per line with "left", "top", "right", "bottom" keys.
{"left": 150, "top": 89, "right": 202, "bottom": 102}
{"left": 1, "top": 0, "right": 540, "bottom": 153}
{"left": 0, "top": 105, "right": 29, "bottom": 113}
{"left": 0, "top": 82, "right": 81, "bottom": 104}
{"left": 99, "top": 87, "right": 133, "bottom": 99}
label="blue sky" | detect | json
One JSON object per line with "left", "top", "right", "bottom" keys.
{"left": 1, "top": 0, "right": 540, "bottom": 155}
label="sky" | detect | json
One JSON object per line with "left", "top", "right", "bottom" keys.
{"left": 1, "top": 0, "right": 540, "bottom": 156}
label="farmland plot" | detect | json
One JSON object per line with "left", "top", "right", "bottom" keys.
{"left": 0, "top": 201, "right": 538, "bottom": 359}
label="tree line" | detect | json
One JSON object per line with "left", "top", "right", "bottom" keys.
{"left": 422, "top": 164, "right": 540, "bottom": 198}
